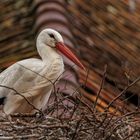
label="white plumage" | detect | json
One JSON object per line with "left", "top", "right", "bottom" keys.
{"left": 0, "top": 28, "right": 84, "bottom": 115}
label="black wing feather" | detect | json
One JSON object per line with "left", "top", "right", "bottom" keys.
{"left": 0, "top": 97, "right": 6, "bottom": 105}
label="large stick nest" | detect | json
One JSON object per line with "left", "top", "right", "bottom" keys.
{"left": 0, "top": 91, "right": 140, "bottom": 140}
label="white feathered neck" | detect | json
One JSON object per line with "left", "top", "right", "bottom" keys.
{"left": 36, "top": 30, "right": 62, "bottom": 63}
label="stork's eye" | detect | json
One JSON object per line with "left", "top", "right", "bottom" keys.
{"left": 49, "top": 33, "right": 55, "bottom": 39}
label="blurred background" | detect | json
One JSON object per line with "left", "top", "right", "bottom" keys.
{"left": 0, "top": 0, "right": 140, "bottom": 113}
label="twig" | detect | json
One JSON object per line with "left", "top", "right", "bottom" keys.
{"left": 0, "top": 134, "right": 40, "bottom": 140}
{"left": 109, "top": 111, "right": 140, "bottom": 130}
{"left": 103, "top": 107, "right": 118, "bottom": 130}
{"left": 93, "top": 65, "right": 107, "bottom": 110}
{"left": 12, "top": 124, "right": 69, "bottom": 130}
{"left": 123, "top": 128, "right": 139, "bottom": 140}
{"left": 18, "top": 64, "right": 54, "bottom": 85}
{"left": 96, "top": 111, "right": 109, "bottom": 130}
{"left": 0, "top": 85, "right": 43, "bottom": 114}
{"left": 11, "top": 113, "right": 38, "bottom": 118}
{"left": 77, "top": 96, "right": 94, "bottom": 114}
{"left": 71, "top": 115, "right": 83, "bottom": 140}
{"left": 84, "top": 67, "right": 90, "bottom": 88}
{"left": 69, "top": 103, "right": 77, "bottom": 119}
{"left": 106, "top": 76, "right": 140, "bottom": 110}
{"left": 104, "top": 123, "right": 122, "bottom": 140}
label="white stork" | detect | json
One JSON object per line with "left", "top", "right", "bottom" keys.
{"left": 0, "top": 28, "right": 85, "bottom": 115}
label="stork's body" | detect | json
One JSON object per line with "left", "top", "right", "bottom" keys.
{"left": 0, "top": 29, "right": 84, "bottom": 115}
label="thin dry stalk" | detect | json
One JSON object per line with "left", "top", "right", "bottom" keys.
{"left": 77, "top": 96, "right": 94, "bottom": 114}
{"left": 123, "top": 128, "right": 139, "bottom": 140}
{"left": 71, "top": 115, "right": 83, "bottom": 140}
{"left": 93, "top": 65, "right": 107, "bottom": 110}
{"left": 109, "top": 111, "right": 140, "bottom": 129}
{"left": 0, "top": 85, "right": 43, "bottom": 114}
{"left": 106, "top": 76, "right": 140, "bottom": 110}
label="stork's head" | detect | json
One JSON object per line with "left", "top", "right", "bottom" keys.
{"left": 37, "top": 28, "right": 85, "bottom": 70}
{"left": 38, "top": 28, "right": 63, "bottom": 47}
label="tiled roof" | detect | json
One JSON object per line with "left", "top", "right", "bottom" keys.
{"left": 0, "top": 0, "right": 139, "bottom": 113}
{"left": 0, "top": 0, "right": 36, "bottom": 69}
{"left": 67, "top": 0, "right": 140, "bottom": 112}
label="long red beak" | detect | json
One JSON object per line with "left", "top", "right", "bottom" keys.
{"left": 56, "top": 42, "right": 85, "bottom": 70}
